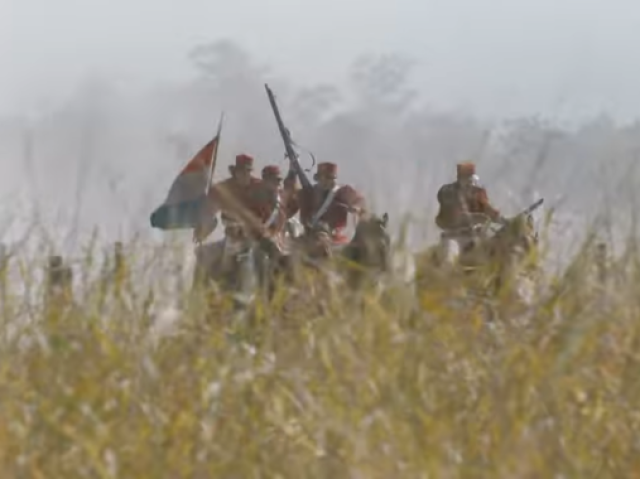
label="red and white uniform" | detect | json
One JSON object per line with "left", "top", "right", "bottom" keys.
{"left": 435, "top": 162, "right": 502, "bottom": 232}
{"left": 434, "top": 161, "right": 503, "bottom": 266}
{"left": 197, "top": 153, "right": 264, "bottom": 241}
{"left": 295, "top": 162, "right": 366, "bottom": 245}
{"left": 252, "top": 165, "right": 300, "bottom": 250}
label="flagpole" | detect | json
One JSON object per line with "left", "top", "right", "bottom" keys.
{"left": 205, "top": 111, "right": 224, "bottom": 196}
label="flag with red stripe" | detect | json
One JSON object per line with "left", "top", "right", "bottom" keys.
{"left": 150, "top": 134, "right": 220, "bottom": 230}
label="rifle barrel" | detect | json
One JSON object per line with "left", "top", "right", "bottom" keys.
{"left": 265, "top": 84, "right": 313, "bottom": 191}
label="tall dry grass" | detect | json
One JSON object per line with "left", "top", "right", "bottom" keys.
{"left": 0, "top": 228, "right": 637, "bottom": 478}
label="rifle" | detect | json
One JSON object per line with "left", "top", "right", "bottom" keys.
{"left": 515, "top": 198, "right": 544, "bottom": 218}
{"left": 265, "top": 84, "right": 313, "bottom": 191}
{"left": 448, "top": 198, "right": 545, "bottom": 239}
{"left": 492, "top": 197, "right": 544, "bottom": 236}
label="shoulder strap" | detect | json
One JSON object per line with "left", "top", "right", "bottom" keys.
{"left": 310, "top": 185, "right": 340, "bottom": 226}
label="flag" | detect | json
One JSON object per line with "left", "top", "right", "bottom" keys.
{"left": 150, "top": 136, "right": 219, "bottom": 230}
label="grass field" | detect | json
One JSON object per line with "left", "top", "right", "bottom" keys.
{"left": 0, "top": 231, "right": 636, "bottom": 478}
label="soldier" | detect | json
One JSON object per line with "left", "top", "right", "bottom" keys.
{"left": 255, "top": 165, "right": 299, "bottom": 237}
{"left": 192, "top": 154, "right": 264, "bottom": 285}
{"left": 193, "top": 153, "right": 263, "bottom": 243}
{"left": 251, "top": 165, "right": 303, "bottom": 287}
{"left": 435, "top": 162, "right": 507, "bottom": 266}
{"left": 296, "top": 162, "right": 367, "bottom": 252}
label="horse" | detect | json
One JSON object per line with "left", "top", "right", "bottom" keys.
{"left": 195, "top": 216, "right": 309, "bottom": 304}
{"left": 268, "top": 216, "right": 306, "bottom": 289}
{"left": 457, "top": 211, "right": 540, "bottom": 305}
{"left": 192, "top": 223, "right": 264, "bottom": 307}
{"left": 413, "top": 212, "right": 493, "bottom": 296}
{"left": 414, "top": 205, "right": 541, "bottom": 310}
{"left": 339, "top": 212, "right": 391, "bottom": 289}
{"left": 250, "top": 219, "right": 306, "bottom": 301}
{"left": 287, "top": 213, "right": 392, "bottom": 291}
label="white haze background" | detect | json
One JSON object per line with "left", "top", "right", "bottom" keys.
{"left": 2, "top": 0, "right": 640, "bottom": 267}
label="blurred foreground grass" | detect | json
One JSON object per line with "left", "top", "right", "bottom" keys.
{"left": 0, "top": 234, "right": 638, "bottom": 478}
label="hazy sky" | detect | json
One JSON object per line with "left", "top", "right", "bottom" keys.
{"left": 3, "top": 0, "right": 640, "bottom": 121}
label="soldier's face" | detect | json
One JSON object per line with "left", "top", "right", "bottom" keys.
{"left": 234, "top": 168, "right": 252, "bottom": 186}
{"left": 457, "top": 176, "right": 472, "bottom": 188}
{"left": 265, "top": 177, "right": 281, "bottom": 192}
{"left": 317, "top": 174, "right": 336, "bottom": 190}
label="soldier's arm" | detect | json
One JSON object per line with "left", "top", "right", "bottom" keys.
{"left": 228, "top": 183, "right": 266, "bottom": 237}
{"left": 216, "top": 181, "right": 258, "bottom": 225}
{"left": 340, "top": 185, "right": 367, "bottom": 218}
{"left": 283, "top": 168, "right": 298, "bottom": 193}
{"left": 282, "top": 169, "right": 302, "bottom": 218}
{"left": 476, "top": 188, "right": 503, "bottom": 222}
{"left": 284, "top": 189, "right": 300, "bottom": 218}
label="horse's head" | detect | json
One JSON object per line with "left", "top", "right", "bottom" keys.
{"left": 353, "top": 212, "right": 390, "bottom": 241}
{"left": 299, "top": 221, "right": 334, "bottom": 260}
{"left": 349, "top": 212, "right": 391, "bottom": 271}
{"left": 489, "top": 213, "right": 538, "bottom": 262}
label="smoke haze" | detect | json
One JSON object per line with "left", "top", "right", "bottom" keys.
{"left": 2, "top": 0, "right": 640, "bottom": 261}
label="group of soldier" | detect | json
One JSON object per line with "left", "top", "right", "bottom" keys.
{"left": 188, "top": 153, "right": 507, "bottom": 269}
{"left": 192, "top": 154, "right": 364, "bottom": 248}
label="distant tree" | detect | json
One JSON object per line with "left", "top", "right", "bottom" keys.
{"left": 290, "top": 84, "right": 342, "bottom": 131}
{"left": 186, "top": 39, "right": 288, "bottom": 158}
{"left": 38, "top": 76, "right": 118, "bottom": 191}
{"left": 348, "top": 53, "right": 418, "bottom": 116}
{"left": 189, "top": 40, "right": 268, "bottom": 86}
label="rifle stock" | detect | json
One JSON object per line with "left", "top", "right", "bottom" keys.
{"left": 265, "top": 84, "right": 313, "bottom": 191}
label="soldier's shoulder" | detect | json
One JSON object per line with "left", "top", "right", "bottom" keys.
{"left": 337, "top": 184, "right": 360, "bottom": 196}
{"left": 336, "top": 184, "right": 363, "bottom": 202}
{"left": 214, "top": 178, "right": 234, "bottom": 188}
{"left": 438, "top": 182, "right": 457, "bottom": 196}
{"left": 244, "top": 177, "right": 260, "bottom": 189}
{"left": 209, "top": 179, "right": 229, "bottom": 196}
